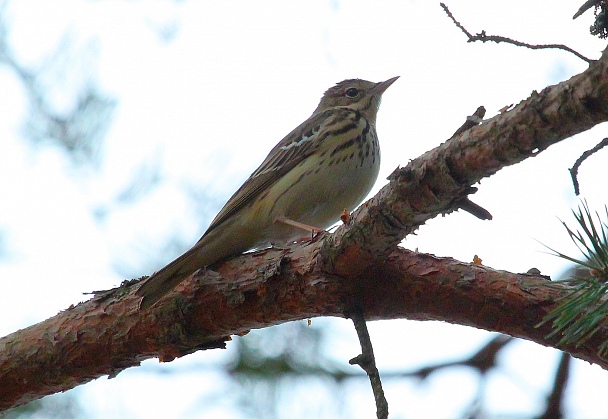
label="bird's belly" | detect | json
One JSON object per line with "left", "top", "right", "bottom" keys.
{"left": 255, "top": 150, "right": 380, "bottom": 245}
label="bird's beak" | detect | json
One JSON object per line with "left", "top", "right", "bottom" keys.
{"left": 372, "top": 76, "right": 400, "bottom": 95}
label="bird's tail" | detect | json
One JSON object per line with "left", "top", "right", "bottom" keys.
{"left": 136, "top": 245, "right": 206, "bottom": 310}
{"left": 136, "top": 214, "right": 257, "bottom": 310}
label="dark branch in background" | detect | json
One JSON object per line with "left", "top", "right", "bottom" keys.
{"left": 538, "top": 352, "right": 571, "bottom": 419}
{"left": 395, "top": 336, "right": 571, "bottom": 418}
{"left": 399, "top": 335, "right": 513, "bottom": 380}
{"left": 348, "top": 309, "right": 388, "bottom": 419}
{"left": 440, "top": 3, "right": 594, "bottom": 64}
{"left": 569, "top": 137, "right": 608, "bottom": 195}
{"left": 398, "top": 335, "right": 513, "bottom": 418}
{"left": 157, "top": 324, "right": 565, "bottom": 418}
{"left": 225, "top": 329, "right": 569, "bottom": 419}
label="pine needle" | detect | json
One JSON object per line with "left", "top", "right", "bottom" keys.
{"left": 537, "top": 201, "right": 608, "bottom": 355}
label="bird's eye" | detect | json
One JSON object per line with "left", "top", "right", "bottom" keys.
{"left": 345, "top": 87, "right": 359, "bottom": 97}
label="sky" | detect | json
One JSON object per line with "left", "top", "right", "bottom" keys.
{"left": 1, "top": 1, "right": 608, "bottom": 418}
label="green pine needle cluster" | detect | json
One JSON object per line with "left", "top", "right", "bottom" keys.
{"left": 538, "top": 201, "right": 608, "bottom": 355}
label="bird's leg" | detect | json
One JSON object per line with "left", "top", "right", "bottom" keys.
{"left": 276, "top": 217, "right": 325, "bottom": 241}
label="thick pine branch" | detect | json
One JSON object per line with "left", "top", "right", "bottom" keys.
{"left": 2, "top": 47, "right": 608, "bottom": 411}
{"left": 0, "top": 248, "right": 598, "bottom": 411}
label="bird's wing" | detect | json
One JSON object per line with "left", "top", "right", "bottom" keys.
{"left": 199, "top": 108, "right": 353, "bottom": 239}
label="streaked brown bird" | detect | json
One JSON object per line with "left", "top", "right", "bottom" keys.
{"left": 137, "top": 77, "right": 399, "bottom": 309}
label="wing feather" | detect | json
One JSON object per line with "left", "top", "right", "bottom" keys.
{"left": 200, "top": 108, "right": 352, "bottom": 239}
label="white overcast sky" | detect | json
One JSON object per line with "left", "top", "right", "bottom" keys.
{"left": 1, "top": 1, "right": 608, "bottom": 418}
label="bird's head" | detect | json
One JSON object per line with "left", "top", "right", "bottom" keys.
{"left": 314, "top": 76, "right": 399, "bottom": 123}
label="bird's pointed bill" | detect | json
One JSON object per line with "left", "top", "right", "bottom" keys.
{"left": 371, "top": 76, "right": 400, "bottom": 95}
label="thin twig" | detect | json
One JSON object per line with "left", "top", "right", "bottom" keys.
{"left": 349, "top": 308, "right": 388, "bottom": 419}
{"left": 440, "top": 3, "right": 594, "bottom": 64}
{"left": 569, "top": 137, "right": 608, "bottom": 195}
{"left": 440, "top": 2, "right": 473, "bottom": 38}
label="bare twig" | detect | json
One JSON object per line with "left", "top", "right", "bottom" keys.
{"left": 440, "top": 2, "right": 473, "bottom": 38}
{"left": 440, "top": 3, "right": 594, "bottom": 64}
{"left": 569, "top": 137, "right": 608, "bottom": 195}
{"left": 349, "top": 309, "right": 388, "bottom": 419}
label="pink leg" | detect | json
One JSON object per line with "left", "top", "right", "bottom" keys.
{"left": 276, "top": 218, "right": 325, "bottom": 241}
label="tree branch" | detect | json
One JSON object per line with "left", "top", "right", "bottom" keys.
{"left": 2, "top": 248, "right": 607, "bottom": 411}
{"left": 2, "top": 43, "right": 608, "bottom": 413}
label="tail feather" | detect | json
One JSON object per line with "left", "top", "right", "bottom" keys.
{"left": 136, "top": 244, "right": 207, "bottom": 310}
{"left": 137, "top": 269, "right": 190, "bottom": 311}
{"left": 136, "top": 214, "right": 256, "bottom": 310}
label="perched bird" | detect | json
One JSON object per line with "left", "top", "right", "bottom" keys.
{"left": 137, "top": 77, "right": 399, "bottom": 309}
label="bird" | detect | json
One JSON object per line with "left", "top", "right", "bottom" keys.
{"left": 136, "top": 77, "right": 400, "bottom": 310}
